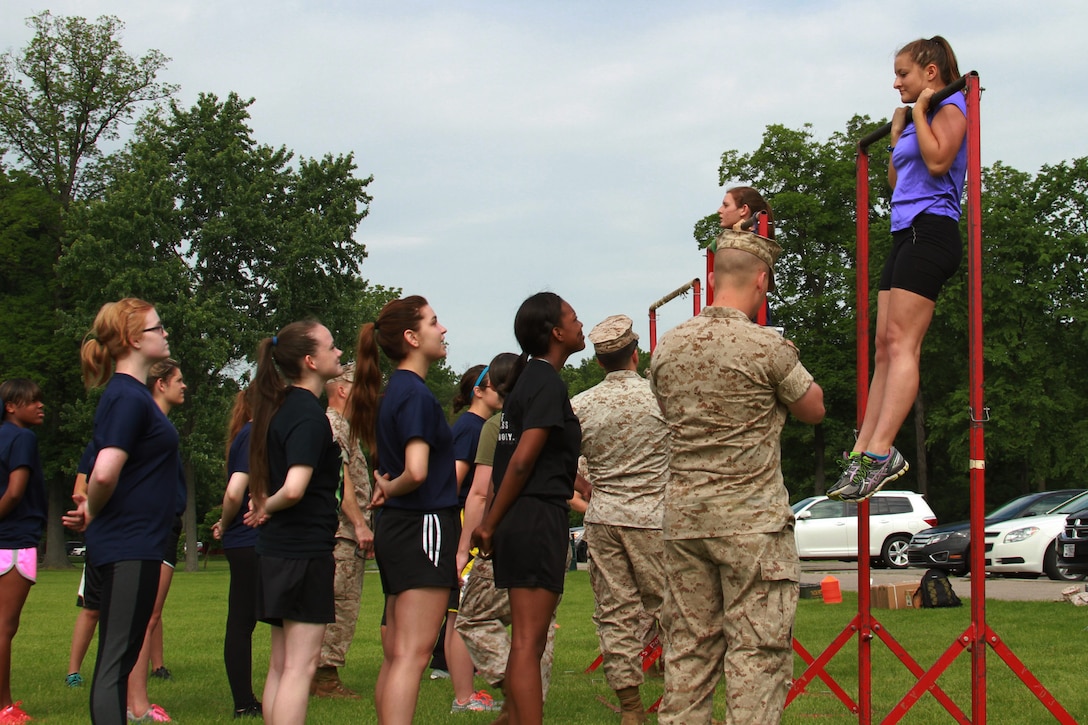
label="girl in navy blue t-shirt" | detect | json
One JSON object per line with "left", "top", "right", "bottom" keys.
{"left": 472, "top": 292, "right": 585, "bottom": 725}
{"left": 211, "top": 389, "right": 262, "bottom": 717}
{"left": 71, "top": 298, "right": 176, "bottom": 725}
{"left": 0, "top": 378, "right": 46, "bottom": 723}
{"left": 246, "top": 321, "right": 343, "bottom": 725}
{"left": 444, "top": 363, "right": 503, "bottom": 710}
{"left": 346, "top": 295, "right": 459, "bottom": 724}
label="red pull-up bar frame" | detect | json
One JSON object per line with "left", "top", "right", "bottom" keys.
{"left": 788, "top": 72, "right": 1075, "bottom": 724}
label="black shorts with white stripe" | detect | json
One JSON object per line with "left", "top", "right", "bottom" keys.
{"left": 374, "top": 506, "right": 460, "bottom": 595}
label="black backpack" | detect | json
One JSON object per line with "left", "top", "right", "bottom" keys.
{"left": 919, "top": 568, "right": 962, "bottom": 608}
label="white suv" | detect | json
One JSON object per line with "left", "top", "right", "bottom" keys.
{"left": 792, "top": 491, "right": 938, "bottom": 569}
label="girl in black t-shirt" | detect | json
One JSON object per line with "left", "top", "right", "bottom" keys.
{"left": 246, "top": 320, "right": 343, "bottom": 725}
{"left": 471, "top": 292, "right": 585, "bottom": 725}
{"left": 346, "top": 294, "right": 459, "bottom": 725}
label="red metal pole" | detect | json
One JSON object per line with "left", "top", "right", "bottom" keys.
{"left": 854, "top": 147, "right": 872, "bottom": 725}
{"left": 757, "top": 212, "right": 770, "bottom": 325}
{"left": 964, "top": 71, "right": 988, "bottom": 725}
{"left": 693, "top": 279, "right": 701, "bottom": 315}
{"left": 705, "top": 249, "right": 714, "bottom": 307}
{"left": 649, "top": 310, "right": 658, "bottom": 353}
{"left": 855, "top": 152, "right": 871, "bottom": 431}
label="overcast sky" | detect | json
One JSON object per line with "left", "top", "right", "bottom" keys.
{"left": 3, "top": 1, "right": 1086, "bottom": 374}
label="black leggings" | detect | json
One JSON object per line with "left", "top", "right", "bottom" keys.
{"left": 224, "top": 546, "right": 259, "bottom": 709}
{"left": 90, "top": 560, "right": 160, "bottom": 724}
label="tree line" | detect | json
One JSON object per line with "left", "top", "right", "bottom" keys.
{"left": 3, "top": 12, "right": 1085, "bottom": 564}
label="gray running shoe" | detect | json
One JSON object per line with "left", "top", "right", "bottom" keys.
{"left": 827, "top": 452, "right": 863, "bottom": 500}
{"left": 839, "top": 448, "right": 909, "bottom": 501}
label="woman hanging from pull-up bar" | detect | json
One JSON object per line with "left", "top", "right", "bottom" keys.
{"left": 829, "top": 36, "right": 967, "bottom": 502}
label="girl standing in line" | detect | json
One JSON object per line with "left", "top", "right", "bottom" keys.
{"left": 472, "top": 292, "right": 585, "bottom": 725}
{"left": 124, "top": 359, "right": 188, "bottom": 721}
{"left": 445, "top": 364, "right": 503, "bottom": 713}
{"left": 0, "top": 379, "right": 47, "bottom": 725}
{"left": 246, "top": 321, "right": 343, "bottom": 725}
{"left": 71, "top": 298, "right": 177, "bottom": 724}
{"left": 829, "top": 36, "right": 967, "bottom": 502}
{"left": 347, "top": 295, "right": 459, "bottom": 725}
{"left": 212, "top": 389, "right": 262, "bottom": 718}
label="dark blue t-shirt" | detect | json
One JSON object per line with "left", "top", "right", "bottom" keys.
{"left": 0, "top": 421, "right": 47, "bottom": 549}
{"left": 376, "top": 369, "right": 458, "bottom": 512}
{"left": 451, "top": 411, "right": 486, "bottom": 508}
{"left": 77, "top": 441, "right": 96, "bottom": 476}
{"left": 86, "top": 373, "right": 179, "bottom": 566}
{"left": 223, "top": 423, "right": 257, "bottom": 549}
{"left": 492, "top": 359, "right": 581, "bottom": 507}
{"left": 256, "top": 387, "right": 341, "bottom": 558}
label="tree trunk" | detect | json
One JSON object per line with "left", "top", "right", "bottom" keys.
{"left": 913, "top": 391, "right": 928, "bottom": 495}
{"left": 44, "top": 473, "right": 73, "bottom": 568}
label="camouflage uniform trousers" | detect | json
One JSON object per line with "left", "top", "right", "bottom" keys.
{"left": 319, "top": 536, "right": 365, "bottom": 669}
{"left": 658, "top": 530, "right": 799, "bottom": 725}
{"left": 453, "top": 554, "right": 561, "bottom": 697}
{"left": 586, "top": 522, "right": 665, "bottom": 691}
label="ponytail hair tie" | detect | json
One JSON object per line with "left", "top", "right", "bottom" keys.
{"left": 272, "top": 336, "right": 278, "bottom": 347}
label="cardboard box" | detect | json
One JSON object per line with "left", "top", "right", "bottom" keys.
{"left": 871, "top": 581, "right": 920, "bottom": 610}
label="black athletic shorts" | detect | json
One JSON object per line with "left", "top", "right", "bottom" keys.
{"left": 374, "top": 507, "right": 459, "bottom": 595}
{"left": 492, "top": 496, "right": 568, "bottom": 594}
{"left": 256, "top": 554, "right": 335, "bottom": 626}
{"left": 77, "top": 562, "right": 104, "bottom": 610}
{"left": 880, "top": 213, "right": 962, "bottom": 301}
{"left": 163, "top": 516, "right": 182, "bottom": 568}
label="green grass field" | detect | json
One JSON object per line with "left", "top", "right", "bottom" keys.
{"left": 10, "top": 560, "right": 1088, "bottom": 723}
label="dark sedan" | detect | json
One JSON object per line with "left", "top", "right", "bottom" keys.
{"left": 1057, "top": 507, "right": 1088, "bottom": 573}
{"left": 907, "top": 488, "right": 1085, "bottom": 575}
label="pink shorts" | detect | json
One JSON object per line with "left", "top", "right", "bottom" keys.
{"left": 0, "top": 547, "right": 38, "bottom": 583}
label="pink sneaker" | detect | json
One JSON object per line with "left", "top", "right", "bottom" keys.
{"left": 127, "top": 704, "right": 172, "bottom": 722}
{"left": 0, "top": 702, "right": 31, "bottom": 724}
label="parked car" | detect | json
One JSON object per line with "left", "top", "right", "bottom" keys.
{"left": 982, "top": 490, "right": 1088, "bottom": 581}
{"left": 908, "top": 488, "right": 1085, "bottom": 575}
{"left": 66, "top": 540, "right": 85, "bottom": 557}
{"left": 1056, "top": 505, "right": 1088, "bottom": 573}
{"left": 792, "top": 491, "right": 937, "bottom": 569}
{"left": 569, "top": 526, "right": 588, "bottom": 563}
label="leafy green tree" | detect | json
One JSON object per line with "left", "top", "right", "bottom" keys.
{"left": 0, "top": 168, "right": 74, "bottom": 564}
{"left": 59, "top": 92, "right": 392, "bottom": 570}
{"left": 0, "top": 11, "right": 176, "bottom": 567}
{"left": 0, "top": 11, "right": 176, "bottom": 207}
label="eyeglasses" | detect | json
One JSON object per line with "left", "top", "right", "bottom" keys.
{"left": 142, "top": 324, "right": 167, "bottom": 335}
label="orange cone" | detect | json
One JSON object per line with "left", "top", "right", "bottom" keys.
{"left": 820, "top": 575, "right": 842, "bottom": 604}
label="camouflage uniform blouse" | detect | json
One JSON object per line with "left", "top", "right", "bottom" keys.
{"left": 649, "top": 306, "right": 814, "bottom": 539}
{"left": 571, "top": 370, "right": 669, "bottom": 530}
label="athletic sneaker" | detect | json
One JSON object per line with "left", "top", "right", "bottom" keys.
{"left": 66, "top": 672, "right": 84, "bottom": 688}
{"left": 451, "top": 690, "right": 503, "bottom": 713}
{"left": 429, "top": 668, "right": 450, "bottom": 680}
{"left": 835, "top": 448, "right": 909, "bottom": 501}
{"left": 0, "top": 701, "right": 31, "bottom": 724}
{"left": 233, "top": 700, "right": 262, "bottom": 719}
{"left": 127, "top": 704, "right": 172, "bottom": 723}
{"left": 826, "top": 452, "right": 863, "bottom": 500}
{"left": 149, "top": 666, "right": 173, "bottom": 681}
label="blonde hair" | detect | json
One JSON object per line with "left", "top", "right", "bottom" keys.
{"left": 80, "top": 298, "right": 156, "bottom": 389}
